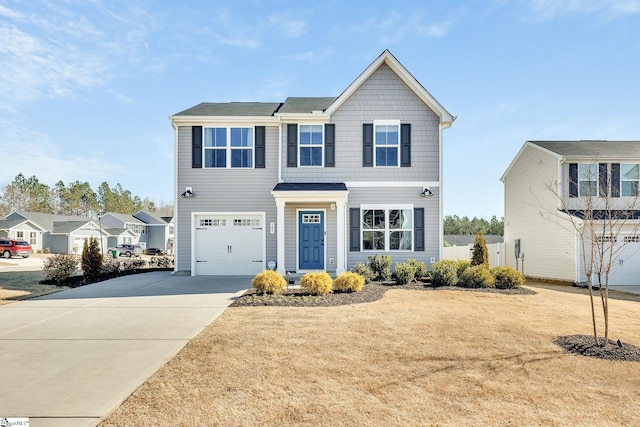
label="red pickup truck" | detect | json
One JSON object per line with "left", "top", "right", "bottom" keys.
{"left": 0, "top": 239, "right": 33, "bottom": 258}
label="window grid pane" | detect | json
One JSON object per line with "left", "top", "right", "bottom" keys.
{"left": 361, "top": 208, "right": 413, "bottom": 251}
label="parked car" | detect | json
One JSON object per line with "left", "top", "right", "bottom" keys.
{"left": 107, "top": 244, "right": 143, "bottom": 257}
{"left": 144, "top": 248, "right": 165, "bottom": 256}
{"left": 0, "top": 239, "right": 33, "bottom": 258}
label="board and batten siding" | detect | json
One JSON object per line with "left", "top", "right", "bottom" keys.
{"left": 282, "top": 63, "right": 440, "bottom": 183}
{"left": 503, "top": 144, "right": 577, "bottom": 282}
{"left": 346, "top": 187, "right": 440, "bottom": 270}
{"left": 175, "top": 125, "right": 280, "bottom": 273}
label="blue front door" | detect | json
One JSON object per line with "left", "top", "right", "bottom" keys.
{"left": 299, "top": 211, "right": 324, "bottom": 270}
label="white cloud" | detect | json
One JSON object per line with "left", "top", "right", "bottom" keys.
{"left": 214, "top": 35, "right": 260, "bottom": 48}
{"left": 268, "top": 14, "right": 307, "bottom": 38}
{"left": 0, "top": 4, "right": 22, "bottom": 18}
{"left": 525, "top": 0, "right": 640, "bottom": 19}
{"left": 352, "top": 12, "right": 453, "bottom": 44}
{"left": 288, "top": 49, "right": 335, "bottom": 62}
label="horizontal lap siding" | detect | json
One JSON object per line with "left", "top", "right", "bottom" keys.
{"left": 503, "top": 145, "right": 576, "bottom": 281}
{"left": 282, "top": 63, "right": 440, "bottom": 182}
{"left": 176, "top": 126, "right": 279, "bottom": 273}
{"left": 347, "top": 187, "right": 440, "bottom": 269}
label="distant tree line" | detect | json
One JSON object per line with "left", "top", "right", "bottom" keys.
{"left": 0, "top": 173, "right": 173, "bottom": 218}
{"left": 444, "top": 215, "right": 503, "bottom": 236}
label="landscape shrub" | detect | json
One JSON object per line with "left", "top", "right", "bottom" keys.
{"left": 149, "top": 256, "right": 173, "bottom": 268}
{"left": 334, "top": 271, "right": 365, "bottom": 293}
{"left": 430, "top": 259, "right": 459, "bottom": 287}
{"left": 81, "top": 237, "right": 103, "bottom": 282}
{"left": 43, "top": 254, "right": 79, "bottom": 285}
{"left": 455, "top": 260, "right": 471, "bottom": 277}
{"left": 252, "top": 270, "right": 287, "bottom": 294}
{"left": 300, "top": 272, "right": 333, "bottom": 295}
{"left": 491, "top": 266, "right": 524, "bottom": 289}
{"left": 100, "top": 257, "right": 121, "bottom": 276}
{"left": 458, "top": 265, "right": 495, "bottom": 288}
{"left": 351, "top": 262, "right": 375, "bottom": 283}
{"left": 394, "top": 262, "right": 417, "bottom": 285}
{"left": 120, "top": 257, "right": 146, "bottom": 271}
{"left": 368, "top": 254, "right": 392, "bottom": 280}
{"left": 406, "top": 258, "right": 428, "bottom": 280}
{"left": 471, "top": 231, "right": 489, "bottom": 268}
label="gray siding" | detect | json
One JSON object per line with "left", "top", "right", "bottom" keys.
{"left": 346, "top": 187, "right": 440, "bottom": 270}
{"left": 175, "top": 125, "right": 280, "bottom": 273}
{"left": 503, "top": 145, "right": 577, "bottom": 282}
{"left": 282, "top": 63, "right": 440, "bottom": 182}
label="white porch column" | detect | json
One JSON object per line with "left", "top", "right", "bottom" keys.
{"left": 276, "top": 199, "right": 286, "bottom": 275}
{"left": 335, "top": 199, "right": 346, "bottom": 273}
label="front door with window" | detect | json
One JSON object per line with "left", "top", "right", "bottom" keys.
{"left": 299, "top": 211, "right": 324, "bottom": 270}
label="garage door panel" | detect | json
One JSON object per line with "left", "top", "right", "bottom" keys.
{"left": 605, "top": 237, "right": 640, "bottom": 289}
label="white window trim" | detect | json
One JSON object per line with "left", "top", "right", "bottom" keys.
{"left": 203, "top": 126, "right": 255, "bottom": 169}
{"left": 373, "top": 119, "right": 400, "bottom": 168}
{"left": 360, "top": 204, "right": 414, "bottom": 252}
{"left": 298, "top": 124, "right": 324, "bottom": 167}
{"left": 620, "top": 163, "right": 640, "bottom": 197}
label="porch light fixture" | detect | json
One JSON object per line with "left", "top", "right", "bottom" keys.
{"left": 181, "top": 188, "right": 194, "bottom": 198}
{"left": 420, "top": 188, "right": 433, "bottom": 197}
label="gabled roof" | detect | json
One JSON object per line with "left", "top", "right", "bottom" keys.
{"left": 324, "top": 49, "right": 454, "bottom": 126}
{"left": 278, "top": 97, "right": 337, "bottom": 114}
{"left": 134, "top": 210, "right": 168, "bottom": 225}
{"left": 502, "top": 140, "right": 640, "bottom": 182}
{"left": 172, "top": 102, "right": 282, "bottom": 117}
{"left": 51, "top": 221, "right": 96, "bottom": 234}
{"left": 103, "top": 228, "right": 136, "bottom": 237}
{"left": 11, "top": 211, "right": 93, "bottom": 232}
{"left": 102, "top": 212, "right": 146, "bottom": 225}
{"left": 0, "top": 218, "right": 30, "bottom": 230}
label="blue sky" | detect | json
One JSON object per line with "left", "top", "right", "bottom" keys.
{"left": 1, "top": 0, "right": 639, "bottom": 218}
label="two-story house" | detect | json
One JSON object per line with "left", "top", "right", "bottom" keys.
{"left": 170, "top": 50, "right": 454, "bottom": 276}
{"left": 501, "top": 141, "right": 640, "bottom": 291}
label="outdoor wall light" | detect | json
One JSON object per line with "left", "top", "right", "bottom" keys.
{"left": 181, "top": 187, "right": 194, "bottom": 198}
{"left": 420, "top": 188, "right": 433, "bottom": 197}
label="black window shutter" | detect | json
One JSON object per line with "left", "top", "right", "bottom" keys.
{"left": 598, "top": 163, "right": 608, "bottom": 197}
{"left": 363, "top": 124, "right": 373, "bottom": 167}
{"left": 569, "top": 163, "right": 578, "bottom": 197}
{"left": 325, "top": 124, "right": 335, "bottom": 167}
{"left": 287, "top": 124, "right": 297, "bottom": 167}
{"left": 254, "top": 126, "right": 265, "bottom": 168}
{"left": 401, "top": 123, "right": 411, "bottom": 167}
{"left": 611, "top": 163, "right": 620, "bottom": 197}
{"left": 349, "top": 208, "right": 360, "bottom": 251}
{"left": 192, "top": 126, "right": 202, "bottom": 168}
{"left": 414, "top": 207, "right": 425, "bottom": 251}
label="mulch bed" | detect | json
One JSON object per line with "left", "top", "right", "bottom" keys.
{"left": 555, "top": 335, "right": 640, "bottom": 362}
{"left": 230, "top": 281, "right": 536, "bottom": 308}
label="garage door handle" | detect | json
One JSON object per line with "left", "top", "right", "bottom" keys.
{"left": 196, "top": 260, "right": 207, "bottom": 263}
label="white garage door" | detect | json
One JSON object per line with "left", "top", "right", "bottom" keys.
{"left": 607, "top": 235, "right": 640, "bottom": 290}
{"left": 194, "top": 214, "right": 264, "bottom": 275}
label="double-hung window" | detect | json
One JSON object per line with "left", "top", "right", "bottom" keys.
{"left": 578, "top": 163, "right": 598, "bottom": 197}
{"left": 362, "top": 206, "right": 413, "bottom": 251}
{"left": 204, "top": 127, "right": 254, "bottom": 168}
{"left": 375, "top": 120, "right": 399, "bottom": 167}
{"left": 299, "top": 125, "right": 323, "bottom": 166}
{"left": 621, "top": 164, "right": 639, "bottom": 196}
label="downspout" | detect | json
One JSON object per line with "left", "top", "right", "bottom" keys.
{"left": 278, "top": 122, "right": 283, "bottom": 183}
{"left": 171, "top": 120, "right": 179, "bottom": 274}
{"left": 438, "top": 123, "right": 445, "bottom": 261}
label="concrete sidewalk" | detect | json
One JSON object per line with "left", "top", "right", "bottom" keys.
{"left": 0, "top": 271, "right": 250, "bottom": 427}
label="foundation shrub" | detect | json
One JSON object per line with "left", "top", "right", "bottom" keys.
{"left": 455, "top": 260, "right": 471, "bottom": 277}
{"left": 458, "top": 265, "right": 495, "bottom": 288}
{"left": 406, "top": 258, "right": 428, "bottom": 280}
{"left": 300, "top": 272, "right": 333, "bottom": 295}
{"left": 120, "top": 257, "right": 146, "bottom": 271}
{"left": 394, "top": 262, "right": 416, "bottom": 285}
{"left": 101, "top": 257, "right": 121, "bottom": 276}
{"left": 43, "top": 254, "right": 79, "bottom": 285}
{"left": 368, "top": 254, "right": 392, "bottom": 280}
{"left": 351, "top": 262, "right": 375, "bottom": 283}
{"left": 252, "top": 270, "right": 287, "bottom": 294}
{"left": 149, "top": 256, "right": 173, "bottom": 268}
{"left": 334, "top": 272, "right": 365, "bottom": 293}
{"left": 491, "top": 266, "right": 524, "bottom": 289}
{"left": 430, "top": 259, "right": 459, "bottom": 287}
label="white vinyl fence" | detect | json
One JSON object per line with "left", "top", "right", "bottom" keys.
{"left": 442, "top": 243, "right": 505, "bottom": 267}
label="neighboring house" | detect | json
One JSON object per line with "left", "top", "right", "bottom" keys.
{"left": 2, "top": 211, "right": 106, "bottom": 254}
{"left": 501, "top": 141, "right": 640, "bottom": 289}
{"left": 169, "top": 50, "right": 454, "bottom": 276}
{"left": 99, "top": 211, "right": 173, "bottom": 253}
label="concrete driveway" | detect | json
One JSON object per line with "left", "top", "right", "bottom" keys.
{"left": 0, "top": 271, "right": 249, "bottom": 427}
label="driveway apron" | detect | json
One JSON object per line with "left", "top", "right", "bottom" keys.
{"left": 0, "top": 271, "right": 249, "bottom": 427}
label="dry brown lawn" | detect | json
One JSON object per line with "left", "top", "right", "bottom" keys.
{"left": 101, "top": 285, "right": 640, "bottom": 426}
{"left": 0, "top": 269, "right": 67, "bottom": 305}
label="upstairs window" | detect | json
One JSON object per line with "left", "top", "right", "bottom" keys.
{"left": 374, "top": 121, "right": 399, "bottom": 167}
{"left": 204, "top": 127, "right": 253, "bottom": 168}
{"left": 621, "top": 164, "right": 639, "bottom": 196}
{"left": 578, "top": 163, "right": 598, "bottom": 197}
{"left": 299, "top": 125, "right": 323, "bottom": 167}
